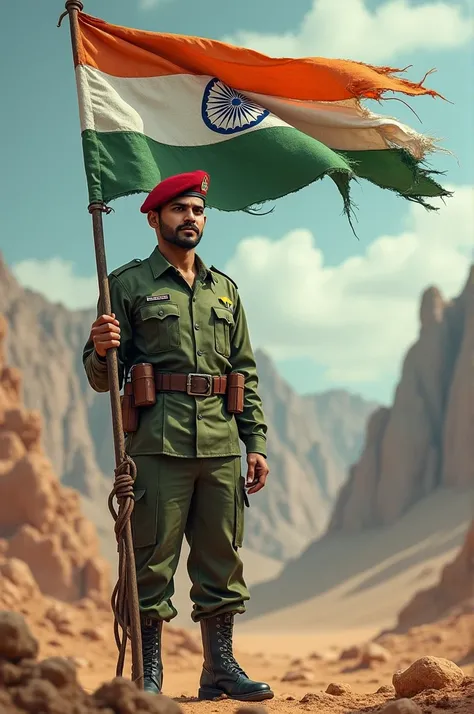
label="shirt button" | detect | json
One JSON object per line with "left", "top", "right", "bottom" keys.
{"left": 158, "top": 309, "right": 164, "bottom": 316}
{"left": 194, "top": 323, "right": 200, "bottom": 330}
{"left": 197, "top": 350, "right": 203, "bottom": 356}
{"left": 193, "top": 297, "right": 197, "bottom": 302}
{"left": 197, "top": 414, "right": 203, "bottom": 420}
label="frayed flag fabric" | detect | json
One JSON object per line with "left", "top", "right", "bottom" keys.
{"left": 75, "top": 11, "right": 451, "bottom": 220}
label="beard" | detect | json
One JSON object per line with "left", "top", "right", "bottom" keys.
{"left": 159, "top": 217, "right": 203, "bottom": 250}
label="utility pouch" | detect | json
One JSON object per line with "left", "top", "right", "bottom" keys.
{"left": 227, "top": 372, "right": 245, "bottom": 414}
{"left": 131, "top": 363, "right": 156, "bottom": 407}
{"left": 121, "top": 382, "right": 139, "bottom": 433}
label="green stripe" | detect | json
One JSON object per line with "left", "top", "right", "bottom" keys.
{"left": 81, "top": 127, "right": 449, "bottom": 216}
{"left": 341, "top": 148, "right": 447, "bottom": 200}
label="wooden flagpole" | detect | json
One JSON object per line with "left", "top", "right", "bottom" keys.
{"left": 58, "top": 0, "right": 144, "bottom": 689}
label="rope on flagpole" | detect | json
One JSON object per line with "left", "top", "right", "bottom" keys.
{"left": 58, "top": 4, "right": 144, "bottom": 689}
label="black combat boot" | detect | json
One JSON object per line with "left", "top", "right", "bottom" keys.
{"left": 138, "top": 616, "right": 163, "bottom": 694}
{"left": 198, "top": 613, "right": 274, "bottom": 701}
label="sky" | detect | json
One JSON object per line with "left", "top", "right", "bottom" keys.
{"left": 1, "top": 0, "right": 473, "bottom": 404}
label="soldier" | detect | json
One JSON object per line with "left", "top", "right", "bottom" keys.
{"left": 82, "top": 170, "right": 273, "bottom": 702}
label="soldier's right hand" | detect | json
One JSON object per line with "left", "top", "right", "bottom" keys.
{"left": 91, "top": 313, "right": 121, "bottom": 357}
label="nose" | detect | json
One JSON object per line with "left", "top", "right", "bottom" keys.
{"left": 183, "top": 206, "right": 196, "bottom": 221}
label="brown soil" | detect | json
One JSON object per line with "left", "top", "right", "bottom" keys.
{"left": 0, "top": 595, "right": 472, "bottom": 714}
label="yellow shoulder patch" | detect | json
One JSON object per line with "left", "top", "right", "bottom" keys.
{"left": 218, "top": 296, "right": 233, "bottom": 309}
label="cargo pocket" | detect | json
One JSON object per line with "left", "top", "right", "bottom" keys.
{"left": 212, "top": 306, "right": 234, "bottom": 358}
{"left": 131, "top": 484, "right": 159, "bottom": 549}
{"left": 233, "top": 475, "right": 246, "bottom": 549}
{"left": 139, "top": 302, "right": 181, "bottom": 354}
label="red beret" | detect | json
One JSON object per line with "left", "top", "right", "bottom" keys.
{"left": 140, "top": 170, "right": 210, "bottom": 213}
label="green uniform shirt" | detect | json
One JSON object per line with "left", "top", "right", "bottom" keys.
{"left": 82, "top": 246, "right": 267, "bottom": 459}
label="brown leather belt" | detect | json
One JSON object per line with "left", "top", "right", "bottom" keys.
{"left": 154, "top": 369, "right": 227, "bottom": 397}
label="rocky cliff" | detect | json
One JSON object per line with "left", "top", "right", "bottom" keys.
{"left": 395, "top": 519, "right": 474, "bottom": 631}
{"left": 0, "top": 313, "right": 110, "bottom": 604}
{"left": 243, "top": 268, "right": 474, "bottom": 625}
{"left": 0, "top": 254, "right": 375, "bottom": 562}
{"left": 329, "top": 268, "right": 474, "bottom": 532}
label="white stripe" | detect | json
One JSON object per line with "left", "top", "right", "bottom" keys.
{"left": 76, "top": 66, "right": 289, "bottom": 146}
{"left": 244, "top": 91, "right": 430, "bottom": 158}
{"left": 76, "top": 65, "right": 431, "bottom": 157}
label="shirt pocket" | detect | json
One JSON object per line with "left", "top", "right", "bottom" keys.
{"left": 139, "top": 302, "right": 181, "bottom": 354}
{"left": 212, "top": 306, "right": 234, "bottom": 358}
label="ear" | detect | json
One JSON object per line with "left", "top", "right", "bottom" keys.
{"left": 147, "top": 210, "right": 160, "bottom": 228}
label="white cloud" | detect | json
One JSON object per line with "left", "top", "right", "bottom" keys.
{"left": 12, "top": 258, "right": 98, "bottom": 311}
{"left": 223, "top": 0, "right": 473, "bottom": 63}
{"left": 224, "top": 185, "right": 474, "bottom": 384}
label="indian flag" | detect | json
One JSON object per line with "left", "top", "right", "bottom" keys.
{"left": 75, "top": 11, "right": 450, "bottom": 220}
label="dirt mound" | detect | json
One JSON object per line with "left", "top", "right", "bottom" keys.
{"left": 0, "top": 610, "right": 182, "bottom": 714}
{"left": 396, "top": 520, "right": 474, "bottom": 631}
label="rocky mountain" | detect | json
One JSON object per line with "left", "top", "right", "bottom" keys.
{"left": 0, "top": 313, "right": 110, "bottom": 605}
{"left": 0, "top": 253, "right": 375, "bottom": 562}
{"left": 0, "top": 256, "right": 108, "bottom": 503}
{"left": 243, "top": 267, "right": 474, "bottom": 624}
{"left": 329, "top": 269, "right": 474, "bottom": 532}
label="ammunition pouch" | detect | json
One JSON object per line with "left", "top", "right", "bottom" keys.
{"left": 121, "top": 381, "right": 139, "bottom": 434}
{"left": 121, "top": 364, "right": 245, "bottom": 433}
{"left": 226, "top": 372, "right": 245, "bottom": 414}
{"left": 120, "top": 363, "right": 155, "bottom": 434}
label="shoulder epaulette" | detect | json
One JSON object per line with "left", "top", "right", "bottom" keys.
{"left": 110, "top": 258, "right": 142, "bottom": 277}
{"left": 210, "top": 265, "right": 238, "bottom": 289}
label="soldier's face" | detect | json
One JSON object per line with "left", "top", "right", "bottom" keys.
{"left": 152, "top": 197, "right": 206, "bottom": 250}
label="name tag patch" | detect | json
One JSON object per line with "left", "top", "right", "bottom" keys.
{"left": 146, "top": 294, "right": 170, "bottom": 302}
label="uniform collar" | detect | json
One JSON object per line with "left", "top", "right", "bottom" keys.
{"left": 148, "top": 246, "right": 216, "bottom": 284}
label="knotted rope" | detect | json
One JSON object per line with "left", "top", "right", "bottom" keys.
{"left": 108, "top": 454, "right": 140, "bottom": 679}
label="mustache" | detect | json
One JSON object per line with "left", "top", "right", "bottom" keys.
{"left": 177, "top": 223, "right": 199, "bottom": 234}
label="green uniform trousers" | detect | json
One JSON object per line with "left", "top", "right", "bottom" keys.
{"left": 131, "top": 454, "right": 250, "bottom": 623}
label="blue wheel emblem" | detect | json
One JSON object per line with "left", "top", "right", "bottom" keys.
{"left": 202, "top": 78, "right": 269, "bottom": 135}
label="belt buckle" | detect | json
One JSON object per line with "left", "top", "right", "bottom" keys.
{"left": 187, "top": 373, "right": 213, "bottom": 397}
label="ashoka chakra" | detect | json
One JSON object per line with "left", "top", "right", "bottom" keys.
{"left": 202, "top": 78, "right": 269, "bottom": 135}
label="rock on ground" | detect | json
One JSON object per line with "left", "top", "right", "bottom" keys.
{"left": 0, "top": 611, "right": 182, "bottom": 714}
{"left": 393, "top": 656, "right": 465, "bottom": 697}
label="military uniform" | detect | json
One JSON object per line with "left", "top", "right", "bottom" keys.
{"left": 82, "top": 170, "right": 273, "bottom": 702}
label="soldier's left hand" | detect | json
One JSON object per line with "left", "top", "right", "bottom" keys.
{"left": 245, "top": 453, "right": 269, "bottom": 495}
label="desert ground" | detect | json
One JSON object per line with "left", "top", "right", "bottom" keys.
{"left": 1, "top": 556, "right": 472, "bottom": 714}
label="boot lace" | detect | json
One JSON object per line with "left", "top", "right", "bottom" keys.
{"left": 142, "top": 623, "right": 161, "bottom": 679}
{"left": 217, "top": 617, "right": 247, "bottom": 677}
